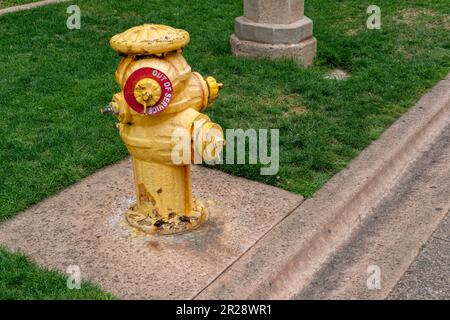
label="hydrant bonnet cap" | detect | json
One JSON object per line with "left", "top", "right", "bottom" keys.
{"left": 110, "top": 24, "right": 190, "bottom": 55}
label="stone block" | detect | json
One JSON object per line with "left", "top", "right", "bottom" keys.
{"left": 231, "top": 34, "right": 317, "bottom": 66}
{"left": 244, "top": 0, "right": 304, "bottom": 24}
{"left": 235, "top": 16, "right": 313, "bottom": 45}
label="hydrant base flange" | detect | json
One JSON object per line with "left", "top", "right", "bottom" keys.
{"left": 126, "top": 198, "right": 208, "bottom": 235}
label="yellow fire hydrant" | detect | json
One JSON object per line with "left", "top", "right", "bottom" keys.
{"left": 103, "top": 24, "right": 224, "bottom": 235}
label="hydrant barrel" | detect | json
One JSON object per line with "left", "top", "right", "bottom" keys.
{"left": 105, "top": 24, "right": 224, "bottom": 235}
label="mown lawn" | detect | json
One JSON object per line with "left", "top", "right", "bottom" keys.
{"left": 0, "top": 248, "right": 114, "bottom": 299}
{"left": 0, "top": 0, "right": 449, "bottom": 299}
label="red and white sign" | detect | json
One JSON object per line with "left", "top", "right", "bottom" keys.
{"left": 123, "top": 67, "right": 173, "bottom": 115}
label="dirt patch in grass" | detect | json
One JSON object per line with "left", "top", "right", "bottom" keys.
{"left": 341, "top": 15, "right": 366, "bottom": 37}
{"left": 324, "top": 69, "right": 351, "bottom": 81}
{"left": 282, "top": 105, "right": 308, "bottom": 117}
{"left": 275, "top": 93, "right": 302, "bottom": 105}
{"left": 255, "top": 93, "right": 308, "bottom": 112}
{"left": 396, "top": 8, "right": 450, "bottom": 30}
{"left": 272, "top": 93, "right": 309, "bottom": 116}
{"left": 344, "top": 28, "right": 361, "bottom": 36}
{"left": 394, "top": 8, "right": 450, "bottom": 59}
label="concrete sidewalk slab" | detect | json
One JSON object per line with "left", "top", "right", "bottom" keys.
{"left": 0, "top": 161, "right": 302, "bottom": 299}
{"left": 196, "top": 74, "right": 450, "bottom": 300}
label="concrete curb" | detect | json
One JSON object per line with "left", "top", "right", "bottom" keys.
{"left": 196, "top": 74, "right": 450, "bottom": 299}
{"left": 0, "top": 0, "right": 68, "bottom": 16}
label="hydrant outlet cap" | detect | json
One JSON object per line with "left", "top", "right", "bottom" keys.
{"left": 110, "top": 24, "right": 190, "bottom": 55}
{"left": 205, "top": 76, "right": 222, "bottom": 102}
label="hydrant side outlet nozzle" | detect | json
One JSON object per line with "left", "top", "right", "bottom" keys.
{"left": 105, "top": 24, "right": 224, "bottom": 235}
{"left": 100, "top": 103, "right": 116, "bottom": 115}
{"left": 205, "top": 76, "right": 224, "bottom": 102}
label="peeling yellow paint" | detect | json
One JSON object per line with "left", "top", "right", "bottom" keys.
{"left": 105, "top": 24, "right": 224, "bottom": 235}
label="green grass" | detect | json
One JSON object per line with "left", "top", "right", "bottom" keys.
{"left": 0, "top": 0, "right": 449, "bottom": 299}
{"left": 0, "top": 0, "right": 41, "bottom": 9}
{"left": 0, "top": 248, "right": 114, "bottom": 299}
{"left": 1, "top": 0, "right": 449, "bottom": 221}
{"left": 1, "top": 0, "right": 449, "bottom": 222}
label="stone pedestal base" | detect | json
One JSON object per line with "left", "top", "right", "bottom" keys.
{"left": 231, "top": 34, "right": 317, "bottom": 67}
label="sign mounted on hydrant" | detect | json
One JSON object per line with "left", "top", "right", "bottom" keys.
{"left": 103, "top": 24, "right": 224, "bottom": 235}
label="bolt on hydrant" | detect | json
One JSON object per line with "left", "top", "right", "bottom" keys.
{"left": 103, "top": 24, "right": 224, "bottom": 235}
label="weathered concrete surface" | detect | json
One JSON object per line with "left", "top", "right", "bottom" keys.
{"left": 0, "top": 0, "right": 68, "bottom": 16}
{"left": 388, "top": 212, "right": 450, "bottom": 300}
{"left": 234, "top": 16, "right": 313, "bottom": 45}
{"left": 231, "top": 34, "right": 317, "bottom": 67}
{"left": 196, "top": 74, "right": 450, "bottom": 300}
{"left": 231, "top": 0, "right": 317, "bottom": 66}
{"left": 297, "top": 125, "right": 450, "bottom": 299}
{"left": 0, "top": 163, "right": 302, "bottom": 299}
{"left": 244, "top": 0, "right": 305, "bottom": 24}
